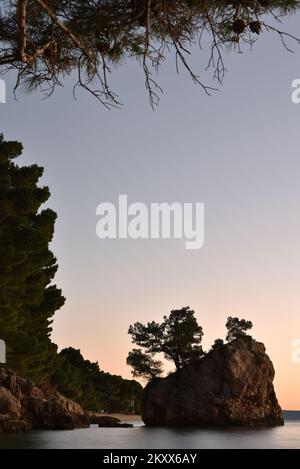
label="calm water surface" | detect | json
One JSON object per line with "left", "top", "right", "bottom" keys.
{"left": 0, "top": 416, "right": 299, "bottom": 449}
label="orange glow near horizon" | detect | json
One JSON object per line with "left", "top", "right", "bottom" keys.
{"left": 52, "top": 274, "right": 300, "bottom": 410}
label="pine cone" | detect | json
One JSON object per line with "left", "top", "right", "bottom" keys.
{"left": 232, "top": 19, "right": 246, "bottom": 35}
{"left": 249, "top": 21, "right": 261, "bottom": 35}
{"left": 97, "top": 42, "right": 110, "bottom": 55}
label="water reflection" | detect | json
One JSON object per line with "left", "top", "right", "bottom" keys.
{"left": 0, "top": 420, "right": 299, "bottom": 449}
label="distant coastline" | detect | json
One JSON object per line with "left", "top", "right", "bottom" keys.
{"left": 103, "top": 412, "right": 300, "bottom": 424}
{"left": 100, "top": 414, "right": 142, "bottom": 422}
{"left": 283, "top": 411, "right": 300, "bottom": 420}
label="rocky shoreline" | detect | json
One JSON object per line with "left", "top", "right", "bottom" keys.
{"left": 0, "top": 367, "right": 138, "bottom": 433}
{"left": 0, "top": 338, "right": 284, "bottom": 432}
{"left": 0, "top": 368, "right": 89, "bottom": 433}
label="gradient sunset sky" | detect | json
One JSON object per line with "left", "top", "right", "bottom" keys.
{"left": 1, "top": 15, "right": 300, "bottom": 409}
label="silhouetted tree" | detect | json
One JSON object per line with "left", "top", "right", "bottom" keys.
{"left": 225, "top": 316, "right": 253, "bottom": 342}
{"left": 0, "top": 1, "right": 299, "bottom": 107}
{"left": 127, "top": 349, "right": 163, "bottom": 380}
{"left": 0, "top": 134, "right": 65, "bottom": 381}
{"left": 128, "top": 306, "right": 204, "bottom": 373}
{"left": 211, "top": 338, "right": 224, "bottom": 350}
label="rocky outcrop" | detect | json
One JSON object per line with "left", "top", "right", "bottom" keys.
{"left": 142, "top": 337, "right": 284, "bottom": 427}
{"left": 88, "top": 413, "right": 133, "bottom": 428}
{"left": 0, "top": 368, "right": 89, "bottom": 432}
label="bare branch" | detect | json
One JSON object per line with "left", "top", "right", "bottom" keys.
{"left": 17, "top": 0, "right": 28, "bottom": 62}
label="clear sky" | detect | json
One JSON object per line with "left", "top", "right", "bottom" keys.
{"left": 1, "top": 16, "right": 300, "bottom": 409}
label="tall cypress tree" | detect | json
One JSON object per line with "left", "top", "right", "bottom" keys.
{"left": 0, "top": 134, "right": 65, "bottom": 382}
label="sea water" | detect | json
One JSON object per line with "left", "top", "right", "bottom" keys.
{"left": 0, "top": 412, "right": 299, "bottom": 449}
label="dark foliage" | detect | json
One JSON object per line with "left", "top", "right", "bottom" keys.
{"left": 128, "top": 306, "right": 204, "bottom": 376}
{"left": 0, "top": 134, "right": 65, "bottom": 381}
{"left": 53, "top": 347, "right": 142, "bottom": 413}
{"left": 0, "top": 1, "right": 299, "bottom": 106}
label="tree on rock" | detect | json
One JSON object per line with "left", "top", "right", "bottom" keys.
{"left": 226, "top": 316, "right": 253, "bottom": 342}
{"left": 126, "top": 349, "right": 163, "bottom": 381}
{"left": 211, "top": 338, "right": 224, "bottom": 351}
{"left": 0, "top": 134, "right": 65, "bottom": 381}
{"left": 127, "top": 307, "right": 204, "bottom": 376}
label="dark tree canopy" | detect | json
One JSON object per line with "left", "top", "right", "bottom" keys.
{"left": 52, "top": 347, "right": 142, "bottom": 412}
{"left": 225, "top": 316, "right": 253, "bottom": 342}
{"left": 211, "top": 338, "right": 224, "bottom": 350}
{"left": 128, "top": 306, "right": 204, "bottom": 376}
{"left": 0, "top": 134, "right": 65, "bottom": 381}
{"left": 126, "top": 348, "right": 163, "bottom": 380}
{"left": 0, "top": 1, "right": 299, "bottom": 107}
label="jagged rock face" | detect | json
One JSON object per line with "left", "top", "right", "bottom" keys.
{"left": 0, "top": 368, "right": 89, "bottom": 432}
{"left": 142, "top": 338, "right": 284, "bottom": 427}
